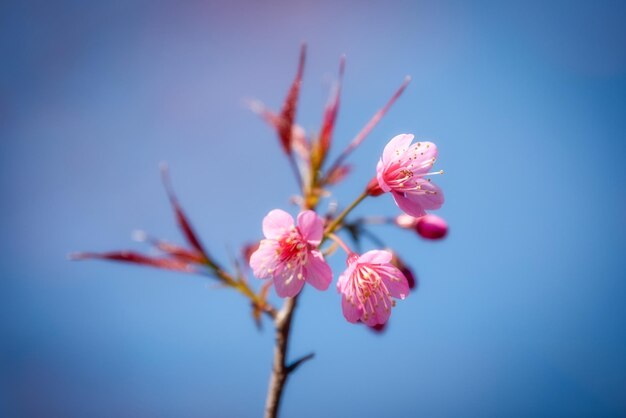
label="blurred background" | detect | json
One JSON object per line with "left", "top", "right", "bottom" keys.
{"left": 1, "top": 0, "right": 625, "bottom": 417}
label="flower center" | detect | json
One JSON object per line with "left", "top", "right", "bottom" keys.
{"left": 384, "top": 161, "right": 443, "bottom": 193}
{"left": 277, "top": 227, "right": 308, "bottom": 272}
{"left": 351, "top": 264, "right": 394, "bottom": 321}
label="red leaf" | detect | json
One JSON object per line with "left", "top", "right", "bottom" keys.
{"left": 324, "top": 164, "right": 351, "bottom": 185}
{"left": 247, "top": 100, "right": 309, "bottom": 161}
{"left": 160, "top": 164, "right": 208, "bottom": 261}
{"left": 247, "top": 99, "right": 281, "bottom": 129}
{"left": 69, "top": 251, "right": 195, "bottom": 273}
{"left": 318, "top": 56, "right": 345, "bottom": 159}
{"left": 277, "top": 44, "right": 306, "bottom": 154}
{"left": 133, "top": 230, "right": 205, "bottom": 264}
{"left": 325, "top": 76, "right": 410, "bottom": 178}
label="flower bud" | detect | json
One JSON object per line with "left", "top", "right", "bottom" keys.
{"left": 241, "top": 242, "right": 261, "bottom": 265}
{"left": 365, "top": 177, "right": 384, "bottom": 196}
{"left": 390, "top": 253, "right": 417, "bottom": 290}
{"left": 415, "top": 214, "right": 448, "bottom": 240}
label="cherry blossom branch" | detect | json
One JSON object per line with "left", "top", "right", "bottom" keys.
{"left": 264, "top": 296, "right": 300, "bottom": 418}
{"left": 212, "top": 268, "right": 278, "bottom": 320}
{"left": 73, "top": 47, "right": 447, "bottom": 418}
{"left": 324, "top": 190, "right": 369, "bottom": 237}
{"left": 262, "top": 190, "right": 372, "bottom": 416}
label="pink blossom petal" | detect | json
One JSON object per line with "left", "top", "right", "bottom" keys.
{"left": 273, "top": 267, "right": 306, "bottom": 298}
{"left": 381, "top": 133, "right": 414, "bottom": 165}
{"left": 249, "top": 240, "right": 279, "bottom": 279}
{"left": 373, "top": 300, "right": 392, "bottom": 325}
{"left": 303, "top": 250, "right": 332, "bottom": 291}
{"left": 358, "top": 250, "right": 392, "bottom": 265}
{"left": 392, "top": 192, "right": 427, "bottom": 218}
{"left": 363, "top": 300, "right": 391, "bottom": 326}
{"left": 341, "top": 294, "right": 363, "bottom": 323}
{"left": 409, "top": 180, "right": 444, "bottom": 210}
{"left": 262, "top": 209, "right": 294, "bottom": 240}
{"left": 336, "top": 264, "right": 356, "bottom": 293}
{"left": 380, "top": 266, "right": 410, "bottom": 300}
{"left": 408, "top": 141, "right": 438, "bottom": 174}
{"left": 376, "top": 160, "right": 392, "bottom": 192}
{"left": 297, "top": 210, "right": 323, "bottom": 245}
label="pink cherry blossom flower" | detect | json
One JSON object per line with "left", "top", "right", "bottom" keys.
{"left": 250, "top": 209, "right": 332, "bottom": 298}
{"left": 376, "top": 133, "right": 444, "bottom": 217}
{"left": 337, "top": 250, "right": 410, "bottom": 326}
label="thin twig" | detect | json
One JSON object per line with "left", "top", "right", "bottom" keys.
{"left": 286, "top": 352, "right": 315, "bottom": 373}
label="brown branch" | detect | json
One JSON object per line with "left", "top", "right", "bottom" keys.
{"left": 264, "top": 295, "right": 302, "bottom": 418}
{"left": 286, "top": 352, "right": 315, "bottom": 374}
{"left": 213, "top": 268, "right": 277, "bottom": 320}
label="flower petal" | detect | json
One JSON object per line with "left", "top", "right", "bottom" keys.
{"left": 358, "top": 250, "right": 392, "bottom": 265}
{"left": 304, "top": 250, "right": 332, "bottom": 291}
{"left": 273, "top": 266, "right": 306, "bottom": 298}
{"left": 381, "top": 134, "right": 414, "bottom": 165}
{"left": 370, "top": 298, "right": 392, "bottom": 326}
{"left": 376, "top": 159, "right": 392, "bottom": 192}
{"left": 341, "top": 294, "right": 363, "bottom": 323}
{"left": 336, "top": 264, "right": 356, "bottom": 292}
{"left": 262, "top": 209, "right": 294, "bottom": 240}
{"left": 408, "top": 180, "right": 444, "bottom": 210}
{"left": 380, "top": 266, "right": 410, "bottom": 300}
{"left": 392, "top": 192, "right": 427, "bottom": 218}
{"left": 249, "top": 240, "right": 279, "bottom": 279}
{"left": 408, "top": 141, "right": 438, "bottom": 174}
{"left": 297, "top": 210, "right": 323, "bottom": 245}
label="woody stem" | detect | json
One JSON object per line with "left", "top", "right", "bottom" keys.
{"left": 264, "top": 295, "right": 302, "bottom": 418}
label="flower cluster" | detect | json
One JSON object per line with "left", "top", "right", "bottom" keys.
{"left": 73, "top": 45, "right": 448, "bottom": 329}
{"left": 248, "top": 129, "right": 445, "bottom": 325}
{"left": 71, "top": 45, "right": 450, "bottom": 418}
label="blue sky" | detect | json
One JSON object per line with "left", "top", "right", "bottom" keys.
{"left": 1, "top": 1, "right": 625, "bottom": 417}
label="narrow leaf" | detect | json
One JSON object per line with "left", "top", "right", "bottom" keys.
{"left": 324, "top": 164, "right": 351, "bottom": 185}
{"left": 160, "top": 164, "right": 209, "bottom": 261}
{"left": 69, "top": 251, "right": 195, "bottom": 273}
{"left": 318, "top": 55, "right": 345, "bottom": 159}
{"left": 277, "top": 44, "right": 306, "bottom": 154}
{"left": 132, "top": 230, "right": 205, "bottom": 264}
{"left": 325, "top": 76, "right": 410, "bottom": 179}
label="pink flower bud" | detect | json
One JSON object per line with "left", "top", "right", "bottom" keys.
{"left": 390, "top": 253, "right": 417, "bottom": 289}
{"left": 415, "top": 214, "right": 448, "bottom": 240}
{"left": 365, "top": 177, "right": 384, "bottom": 196}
